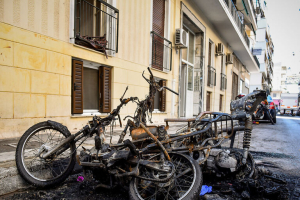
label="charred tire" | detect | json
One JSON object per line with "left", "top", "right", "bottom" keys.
{"left": 271, "top": 110, "right": 277, "bottom": 123}
{"left": 16, "top": 121, "right": 76, "bottom": 187}
{"left": 129, "top": 153, "right": 202, "bottom": 200}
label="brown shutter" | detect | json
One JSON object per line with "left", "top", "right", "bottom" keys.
{"left": 152, "top": 0, "right": 165, "bottom": 71}
{"left": 206, "top": 92, "right": 211, "bottom": 111}
{"left": 99, "top": 66, "right": 111, "bottom": 113}
{"left": 159, "top": 80, "right": 166, "bottom": 112}
{"left": 72, "top": 60, "right": 84, "bottom": 114}
{"left": 219, "top": 95, "right": 223, "bottom": 111}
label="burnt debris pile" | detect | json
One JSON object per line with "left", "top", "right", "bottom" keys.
{"left": 201, "top": 167, "right": 298, "bottom": 200}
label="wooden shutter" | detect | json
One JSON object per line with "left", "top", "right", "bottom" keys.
{"left": 206, "top": 92, "right": 211, "bottom": 111}
{"left": 99, "top": 66, "right": 111, "bottom": 113}
{"left": 72, "top": 60, "right": 83, "bottom": 114}
{"left": 232, "top": 72, "right": 238, "bottom": 100}
{"left": 152, "top": 0, "right": 165, "bottom": 71}
{"left": 159, "top": 80, "right": 166, "bottom": 112}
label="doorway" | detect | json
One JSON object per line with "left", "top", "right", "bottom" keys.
{"left": 180, "top": 25, "right": 195, "bottom": 117}
{"left": 206, "top": 92, "right": 211, "bottom": 111}
{"left": 232, "top": 72, "right": 239, "bottom": 100}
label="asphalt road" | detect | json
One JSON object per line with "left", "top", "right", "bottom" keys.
{"left": 3, "top": 115, "right": 300, "bottom": 200}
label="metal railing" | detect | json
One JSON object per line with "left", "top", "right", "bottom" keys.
{"left": 253, "top": 55, "right": 260, "bottom": 68}
{"left": 74, "top": 0, "right": 119, "bottom": 53}
{"left": 220, "top": 73, "right": 227, "bottom": 90}
{"left": 223, "top": 0, "right": 250, "bottom": 48}
{"left": 207, "top": 65, "right": 216, "bottom": 87}
{"left": 151, "top": 31, "right": 172, "bottom": 72}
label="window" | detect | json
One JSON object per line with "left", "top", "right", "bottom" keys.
{"left": 207, "top": 66, "right": 216, "bottom": 87}
{"left": 207, "top": 40, "right": 215, "bottom": 87}
{"left": 74, "top": 0, "right": 119, "bottom": 55}
{"left": 72, "top": 60, "right": 111, "bottom": 114}
{"left": 153, "top": 78, "right": 167, "bottom": 112}
{"left": 151, "top": 0, "right": 172, "bottom": 71}
{"left": 240, "top": 79, "right": 244, "bottom": 94}
{"left": 182, "top": 26, "right": 195, "bottom": 64}
{"left": 220, "top": 56, "right": 227, "bottom": 90}
{"left": 273, "top": 93, "right": 277, "bottom": 98}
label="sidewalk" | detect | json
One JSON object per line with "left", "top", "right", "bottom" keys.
{"left": 0, "top": 122, "right": 186, "bottom": 196}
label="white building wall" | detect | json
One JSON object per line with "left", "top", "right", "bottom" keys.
{"left": 250, "top": 72, "right": 262, "bottom": 92}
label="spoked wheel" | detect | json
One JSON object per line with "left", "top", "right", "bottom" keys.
{"left": 15, "top": 121, "right": 76, "bottom": 187}
{"left": 129, "top": 153, "right": 202, "bottom": 200}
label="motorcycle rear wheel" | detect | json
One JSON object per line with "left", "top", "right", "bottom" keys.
{"left": 129, "top": 153, "right": 202, "bottom": 200}
{"left": 15, "top": 121, "right": 76, "bottom": 187}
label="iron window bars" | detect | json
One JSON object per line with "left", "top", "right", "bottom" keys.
{"left": 74, "top": 0, "right": 119, "bottom": 53}
{"left": 220, "top": 73, "right": 227, "bottom": 90}
{"left": 207, "top": 65, "right": 216, "bottom": 87}
{"left": 151, "top": 31, "right": 172, "bottom": 72}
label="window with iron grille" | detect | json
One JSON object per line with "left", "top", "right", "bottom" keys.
{"left": 74, "top": 0, "right": 119, "bottom": 56}
{"left": 151, "top": 31, "right": 172, "bottom": 72}
{"left": 220, "top": 73, "right": 227, "bottom": 90}
{"left": 151, "top": 0, "right": 172, "bottom": 72}
{"left": 207, "top": 65, "right": 216, "bottom": 87}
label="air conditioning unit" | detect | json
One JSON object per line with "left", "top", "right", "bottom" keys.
{"left": 216, "top": 43, "right": 224, "bottom": 55}
{"left": 175, "top": 28, "right": 188, "bottom": 48}
{"left": 226, "top": 53, "right": 233, "bottom": 64}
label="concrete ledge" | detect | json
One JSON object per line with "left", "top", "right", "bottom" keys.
{"left": 0, "top": 166, "right": 29, "bottom": 196}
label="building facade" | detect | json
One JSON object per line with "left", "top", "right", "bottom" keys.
{"left": 249, "top": 0, "right": 274, "bottom": 92}
{"left": 0, "top": 0, "right": 259, "bottom": 139}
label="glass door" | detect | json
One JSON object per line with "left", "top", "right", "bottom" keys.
{"left": 180, "top": 26, "right": 195, "bottom": 117}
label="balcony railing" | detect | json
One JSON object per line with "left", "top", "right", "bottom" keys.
{"left": 223, "top": 0, "right": 250, "bottom": 48}
{"left": 74, "top": 0, "right": 119, "bottom": 54}
{"left": 220, "top": 73, "right": 227, "bottom": 90}
{"left": 253, "top": 55, "right": 260, "bottom": 68}
{"left": 207, "top": 66, "right": 216, "bottom": 87}
{"left": 151, "top": 31, "right": 172, "bottom": 72}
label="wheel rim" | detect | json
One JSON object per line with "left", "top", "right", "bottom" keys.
{"left": 134, "top": 153, "right": 197, "bottom": 200}
{"left": 21, "top": 126, "right": 73, "bottom": 182}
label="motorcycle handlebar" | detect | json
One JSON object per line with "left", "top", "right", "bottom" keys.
{"left": 147, "top": 67, "right": 153, "bottom": 77}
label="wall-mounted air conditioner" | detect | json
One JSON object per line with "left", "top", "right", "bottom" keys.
{"left": 175, "top": 28, "right": 188, "bottom": 48}
{"left": 216, "top": 43, "right": 224, "bottom": 56}
{"left": 226, "top": 53, "right": 233, "bottom": 64}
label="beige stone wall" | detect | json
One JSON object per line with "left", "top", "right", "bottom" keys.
{"left": 0, "top": 0, "right": 244, "bottom": 139}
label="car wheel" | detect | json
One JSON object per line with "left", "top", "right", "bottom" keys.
{"left": 272, "top": 110, "right": 276, "bottom": 123}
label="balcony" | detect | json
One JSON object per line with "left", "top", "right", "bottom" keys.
{"left": 220, "top": 73, "right": 227, "bottom": 90}
{"left": 207, "top": 66, "right": 216, "bottom": 87}
{"left": 253, "top": 55, "right": 260, "bottom": 69}
{"left": 192, "top": 0, "right": 259, "bottom": 72}
{"left": 150, "top": 31, "right": 172, "bottom": 72}
{"left": 74, "top": 0, "right": 119, "bottom": 55}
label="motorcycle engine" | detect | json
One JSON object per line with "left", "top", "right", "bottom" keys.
{"left": 204, "top": 149, "right": 244, "bottom": 177}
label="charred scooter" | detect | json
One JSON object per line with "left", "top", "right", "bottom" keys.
{"left": 152, "top": 90, "right": 269, "bottom": 179}
{"left": 15, "top": 67, "right": 202, "bottom": 200}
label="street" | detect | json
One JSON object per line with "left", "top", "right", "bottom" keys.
{"left": 2, "top": 115, "right": 300, "bottom": 200}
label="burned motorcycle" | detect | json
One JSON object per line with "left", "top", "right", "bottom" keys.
{"left": 154, "top": 90, "right": 269, "bottom": 179}
{"left": 15, "top": 67, "right": 202, "bottom": 200}
{"left": 253, "top": 99, "right": 275, "bottom": 125}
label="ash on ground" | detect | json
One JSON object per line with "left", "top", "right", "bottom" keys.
{"left": 200, "top": 167, "right": 300, "bottom": 200}
{"left": 3, "top": 173, "right": 128, "bottom": 200}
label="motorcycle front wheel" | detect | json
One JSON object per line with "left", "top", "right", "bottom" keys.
{"left": 15, "top": 121, "right": 76, "bottom": 187}
{"left": 129, "top": 153, "right": 202, "bottom": 200}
